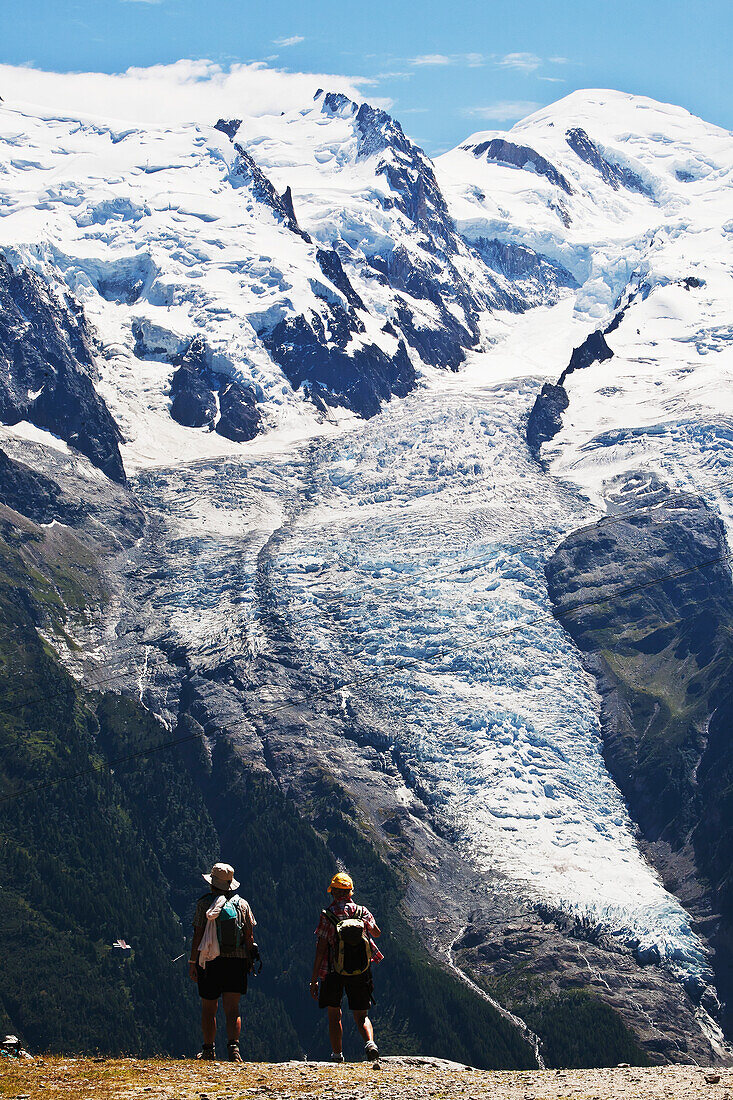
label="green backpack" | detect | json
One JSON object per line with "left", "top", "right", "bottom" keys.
{"left": 324, "top": 906, "right": 373, "bottom": 976}
{"left": 216, "top": 896, "right": 247, "bottom": 953}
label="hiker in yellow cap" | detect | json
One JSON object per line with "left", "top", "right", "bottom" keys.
{"left": 310, "top": 872, "right": 383, "bottom": 1063}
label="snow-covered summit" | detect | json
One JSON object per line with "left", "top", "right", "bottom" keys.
{"left": 0, "top": 79, "right": 732, "bottom": 496}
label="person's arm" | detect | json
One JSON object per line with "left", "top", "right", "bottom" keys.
{"left": 363, "top": 908, "right": 381, "bottom": 938}
{"left": 310, "top": 938, "right": 327, "bottom": 1000}
{"left": 189, "top": 924, "right": 204, "bottom": 981}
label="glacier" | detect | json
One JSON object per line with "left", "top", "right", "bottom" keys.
{"left": 2, "top": 77, "right": 733, "bottom": 1012}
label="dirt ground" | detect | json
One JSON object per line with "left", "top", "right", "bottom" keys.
{"left": 0, "top": 1056, "right": 731, "bottom": 1100}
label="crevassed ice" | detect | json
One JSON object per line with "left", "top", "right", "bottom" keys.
{"left": 268, "top": 378, "right": 711, "bottom": 978}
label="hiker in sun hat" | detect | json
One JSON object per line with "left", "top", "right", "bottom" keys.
{"left": 311, "top": 872, "right": 383, "bottom": 1063}
{"left": 189, "top": 862, "right": 257, "bottom": 1062}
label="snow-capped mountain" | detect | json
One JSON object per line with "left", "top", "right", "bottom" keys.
{"left": 1, "top": 80, "right": 733, "bottom": 1062}
{"left": 438, "top": 90, "right": 733, "bottom": 508}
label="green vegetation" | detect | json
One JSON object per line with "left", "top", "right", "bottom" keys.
{"left": 0, "top": 514, "right": 212, "bottom": 1055}
{"left": 522, "top": 991, "right": 650, "bottom": 1069}
{"left": 468, "top": 965, "right": 649, "bottom": 1069}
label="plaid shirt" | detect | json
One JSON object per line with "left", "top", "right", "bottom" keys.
{"left": 314, "top": 900, "right": 384, "bottom": 979}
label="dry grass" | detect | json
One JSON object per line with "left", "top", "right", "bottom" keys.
{"left": 0, "top": 1057, "right": 730, "bottom": 1100}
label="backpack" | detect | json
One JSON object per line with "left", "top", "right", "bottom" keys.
{"left": 216, "top": 895, "right": 248, "bottom": 954}
{"left": 324, "top": 905, "right": 373, "bottom": 976}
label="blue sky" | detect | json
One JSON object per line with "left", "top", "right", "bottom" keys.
{"left": 2, "top": 0, "right": 730, "bottom": 153}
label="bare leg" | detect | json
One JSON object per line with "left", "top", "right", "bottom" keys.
{"left": 222, "top": 992, "right": 242, "bottom": 1043}
{"left": 201, "top": 998, "right": 218, "bottom": 1046}
{"left": 353, "top": 1010, "right": 373, "bottom": 1044}
{"left": 327, "top": 1007, "right": 343, "bottom": 1055}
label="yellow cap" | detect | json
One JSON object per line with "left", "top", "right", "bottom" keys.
{"left": 328, "top": 872, "right": 354, "bottom": 893}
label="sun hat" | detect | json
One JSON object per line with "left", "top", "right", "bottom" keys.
{"left": 328, "top": 872, "right": 354, "bottom": 893}
{"left": 203, "top": 862, "right": 240, "bottom": 892}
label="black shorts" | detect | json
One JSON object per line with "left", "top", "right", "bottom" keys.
{"left": 318, "top": 970, "right": 373, "bottom": 1011}
{"left": 196, "top": 956, "right": 248, "bottom": 1000}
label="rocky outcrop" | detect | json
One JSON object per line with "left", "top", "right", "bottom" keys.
{"left": 169, "top": 340, "right": 217, "bottom": 428}
{"left": 451, "top": 904, "right": 723, "bottom": 1066}
{"left": 263, "top": 311, "right": 415, "bottom": 418}
{"left": 559, "top": 329, "right": 614, "bottom": 384}
{"left": 316, "top": 248, "right": 365, "bottom": 311}
{"left": 472, "top": 239, "right": 578, "bottom": 313}
{"left": 0, "top": 447, "right": 85, "bottom": 526}
{"left": 526, "top": 326, "right": 614, "bottom": 455}
{"left": 566, "top": 128, "right": 653, "bottom": 197}
{"left": 463, "top": 138, "right": 573, "bottom": 196}
{"left": 545, "top": 496, "right": 733, "bottom": 1033}
{"left": 0, "top": 256, "right": 125, "bottom": 482}
{"left": 217, "top": 380, "right": 260, "bottom": 443}
{"left": 229, "top": 144, "right": 308, "bottom": 238}
{"left": 526, "top": 383, "right": 569, "bottom": 456}
{"left": 169, "top": 337, "right": 261, "bottom": 442}
{"left": 214, "top": 118, "right": 242, "bottom": 141}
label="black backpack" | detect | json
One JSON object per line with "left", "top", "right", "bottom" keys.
{"left": 324, "top": 906, "right": 373, "bottom": 976}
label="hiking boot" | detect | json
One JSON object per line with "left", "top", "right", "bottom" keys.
{"left": 227, "top": 1041, "right": 243, "bottom": 1063}
{"left": 364, "top": 1040, "right": 379, "bottom": 1062}
{"left": 330, "top": 1051, "right": 345, "bottom": 1063}
{"left": 196, "top": 1044, "right": 215, "bottom": 1061}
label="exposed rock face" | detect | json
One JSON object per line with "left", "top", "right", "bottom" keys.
{"left": 230, "top": 144, "right": 308, "bottom": 238}
{"left": 0, "top": 256, "right": 125, "bottom": 482}
{"left": 169, "top": 337, "right": 261, "bottom": 442}
{"left": 526, "top": 383, "right": 570, "bottom": 457}
{"left": 217, "top": 380, "right": 260, "bottom": 443}
{"left": 451, "top": 905, "right": 725, "bottom": 1066}
{"left": 214, "top": 118, "right": 242, "bottom": 141}
{"left": 545, "top": 496, "right": 733, "bottom": 1033}
{"left": 0, "top": 447, "right": 85, "bottom": 525}
{"left": 559, "top": 329, "right": 614, "bottom": 384}
{"left": 472, "top": 239, "right": 578, "bottom": 312}
{"left": 315, "top": 248, "right": 365, "bottom": 311}
{"left": 0, "top": 434, "right": 144, "bottom": 547}
{"left": 170, "top": 339, "right": 217, "bottom": 429}
{"left": 566, "top": 128, "right": 653, "bottom": 197}
{"left": 526, "top": 327, "right": 614, "bottom": 455}
{"left": 462, "top": 138, "right": 573, "bottom": 196}
{"left": 263, "top": 312, "right": 415, "bottom": 418}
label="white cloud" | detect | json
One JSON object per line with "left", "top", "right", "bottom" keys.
{"left": 0, "top": 59, "right": 382, "bottom": 127}
{"left": 463, "top": 100, "right": 541, "bottom": 122}
{"left": 409, "top": 54, "right": 453, "bottom": 66}
{"left": 498, "top": 52, "right": 542, "bottom": 73}
{"left": 549, "top": 56, "right": 570, "bottom": 65}
{"left": 409, "top": 52, "right": 484, "bottom": 68}
{"left": 273, "top": 35, "right": 305, "bottom": 47}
